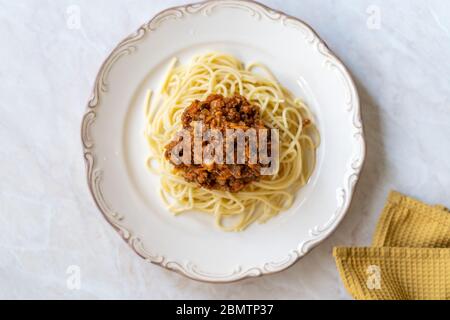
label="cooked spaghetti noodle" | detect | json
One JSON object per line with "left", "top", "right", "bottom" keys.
{"left": 145, "top": 52, "right": 319, "bottom": 231}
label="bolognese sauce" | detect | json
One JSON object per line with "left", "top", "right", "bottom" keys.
{"left": 164, "top": 94, "right": 270, "bottom": 192}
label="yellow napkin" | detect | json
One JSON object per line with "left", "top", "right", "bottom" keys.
{"left": 334, "top": 191, "right": 450, "bottom": 300}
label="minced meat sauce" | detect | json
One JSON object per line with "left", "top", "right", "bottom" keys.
{"left": 164, "top": 94, "right": 269, "bottom": 192}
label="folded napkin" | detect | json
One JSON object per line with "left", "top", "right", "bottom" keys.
{"left": 334, "top": 191, "right": 450, "bottom": 300}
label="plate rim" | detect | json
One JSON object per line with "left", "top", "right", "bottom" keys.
{"left": 81, "top": 0, "right": 366, "bottom": 283}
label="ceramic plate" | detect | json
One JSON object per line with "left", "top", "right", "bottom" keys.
{"left": 82, "top": 0, "right": 365, "bottom": 282}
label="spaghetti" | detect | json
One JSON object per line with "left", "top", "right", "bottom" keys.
{"left": 145, "top": 52, "right": 319, "bottom": 231}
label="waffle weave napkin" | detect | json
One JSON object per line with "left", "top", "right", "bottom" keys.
{"left": 334, "top": 191, "right": 450, "bottom": 300}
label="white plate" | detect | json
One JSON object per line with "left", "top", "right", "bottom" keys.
{"left": 82, "top": 0, "right": 365, "bottom": 282}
